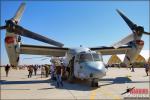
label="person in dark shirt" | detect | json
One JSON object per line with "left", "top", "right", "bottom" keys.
{"left": 5, "top": 64, "right": 10, "bottom": 77}
{"left": 144, "top": 63, "right": 149, "bottom": 76}
{"left": 28, "top": 65, "right": 33, "bottom": 78}
{"left": 45, "top": 65, "right": 49, "bottom": 77}
{"left": 33, "top": 65, "right": 38, "bottom": 76}
{"left": 130, "top": 63, "right": 135, "bottom": 72}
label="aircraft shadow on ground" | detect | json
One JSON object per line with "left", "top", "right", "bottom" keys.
{"left": 99, "top": 77, "right": 149, "bottom": 87}
{"left": 0, "top": 77, "right": 149, "bottom": 91}
{"left": 44, "top": 77, "right": 149, "bottom": 91}
{"left": 48, "top": 79, "right": 94, "bottom": 91}
{"left": 0, "top": 79, "right": 50, "bottom": 85}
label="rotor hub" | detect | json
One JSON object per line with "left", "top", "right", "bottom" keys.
{"left": 5, "top": 20, "right": 16, "bottom": 32}
{"left": 135, "top": 26, "right": 144, "bottom": 36}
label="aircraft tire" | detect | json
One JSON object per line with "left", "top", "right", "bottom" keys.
{"left": 91, "top": 79, "right": 99, "bottom": 87}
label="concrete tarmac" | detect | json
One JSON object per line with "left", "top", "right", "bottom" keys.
{"left": 1, "top": 67, "right": 149, "bottom": 99}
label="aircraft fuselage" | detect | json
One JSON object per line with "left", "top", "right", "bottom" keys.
{"left": 64, "top": 47, "right": 106, "bottom": 80}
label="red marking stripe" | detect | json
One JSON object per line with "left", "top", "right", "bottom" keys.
{"left": 136, "top": 40, "right": 144, "bottom": 45}
{"left": 5, "top": 36, "right": 15, "bottom": 44}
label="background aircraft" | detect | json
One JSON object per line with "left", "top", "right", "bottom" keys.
{"left": 0, "top": 3, "right": 149, "bottom": 87}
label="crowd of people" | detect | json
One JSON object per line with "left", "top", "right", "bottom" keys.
{"left": 2, "top": 61, "right": 150, "bottom": 88}
{"left": 106, "top": 63, "right": 150, "bottom": 76}
{"left": 26, "top": 64, "right": 53, "bottom": 78}
{"left": 3, "top": 62, "right": 65, "bottom": 88}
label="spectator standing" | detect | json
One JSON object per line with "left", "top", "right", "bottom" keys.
{"left": 28, "top": 65, "right": 33, "bottom": 78}
{"left": 45, "top": 65, "right": 49, "bottom": 77}
{"left": 130, "top": 63, "right": 135, "bottom": 72}
{"left": 144, "top": 63, "right": 149, "bottom": 76}
{"left": 50, "top": 63, "right": 55, "bottom": 80}
{"left": 33, "top": 65, "right": 38, "bottom": 76}
{"left": 55, "top": 61, "right": 63, "bottom": 88}
{"left": 5, "top": 64, "right": 10, "bottom": 77}
{"left": 41, "top": 66, "right": 45, "bottom": 78}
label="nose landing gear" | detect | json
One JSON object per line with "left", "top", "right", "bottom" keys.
{"left": 91, "top": 78, "right": 99, "bottom": 87}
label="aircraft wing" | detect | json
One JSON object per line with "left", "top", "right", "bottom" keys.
{"left": 90, "top": 45, "right": 132, "bottom": 55}
{"left": 20, "top": 44, "right": 69, "bottom": 56}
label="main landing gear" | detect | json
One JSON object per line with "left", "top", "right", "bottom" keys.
{"left": 67, "top": 64, "right": 75, "bottom": 83}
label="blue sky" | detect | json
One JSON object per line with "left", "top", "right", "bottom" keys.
{"left": 0, "top": 1, "right": 149, "bottom": 65}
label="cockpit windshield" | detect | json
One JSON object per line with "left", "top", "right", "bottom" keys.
{"left": 79, "top": 53, "right": 103, "bottom": 63}
{"left": 79, "top": 53, "right": 93, "bottom": 62}
{"left": 93, "top": 53, "right": 102, "bottom": 61}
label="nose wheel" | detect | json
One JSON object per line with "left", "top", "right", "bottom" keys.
{"left": 91, "top": 79, "right": 99, "bottom": 87}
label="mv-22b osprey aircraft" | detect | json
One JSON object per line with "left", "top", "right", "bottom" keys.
{"left": 0, "top": 3, "right": 149, "bottom": 87}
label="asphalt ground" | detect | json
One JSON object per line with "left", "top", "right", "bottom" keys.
{"left": 1, "top": 67, "right": 150, "bottom": 100}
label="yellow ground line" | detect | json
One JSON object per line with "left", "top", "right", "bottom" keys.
{"left": 90, "top": 89, "right": 98, "bottom": 100}
{"left": 89, "top": 76, "right": 132, "bottom": 100}
{"left": 100, "top": 89, "right": 121, "bottom": 100}
{"left": 90, "top": 87, "right": 122, "bottom": 100}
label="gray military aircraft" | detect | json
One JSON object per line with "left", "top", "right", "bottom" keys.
{"left": 0, "top": 3, "right": 149, "bottom": 87}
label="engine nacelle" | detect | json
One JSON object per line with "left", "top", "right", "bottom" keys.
{"left": 123, "top": 40, "right": 144, "bottom": 67}
{"left": 5, "top": 33, "right": 20, "bottom": 67}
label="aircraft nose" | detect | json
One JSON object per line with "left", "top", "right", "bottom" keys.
{"left": 89, "top": 64, "right": 106, "bottom": 78}
{"left": 91, "top": 66, "right": 106, "bottom": 76}
{"left": 80, "top": 62, "right": 106, "bottom": 78}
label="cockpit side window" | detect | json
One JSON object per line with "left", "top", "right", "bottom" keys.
{"left": 75, "top": 54, "right": 80, "bottom": 62}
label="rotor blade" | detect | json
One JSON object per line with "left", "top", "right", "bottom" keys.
{"left": 116, "top": 9, "right": 137, "bottom": 30}
{"left": 0, "top": 26, "right": 6, "bottom": 30}
{"left": 23, "top": 56, "right": 44, "bottom": 59}
{"left": 14, "top": 25, "right": 64, "bottom": 47}
{"left": 143, "top": 31, "right": 150, "bottom": 35}
{"left": 41, "top": 58, "right": 49, "bottom": 61}
{"left": 112, "top": 34, "right": 134, "bottom": 48}
{"left": 23, "top": 56, "right": 50, "bottom": 60}
{"left": 23, "top": 58, "right": 32, "bottom": 60}
{"left": 12, "top": 3, "right": 26, "bottom": 23}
